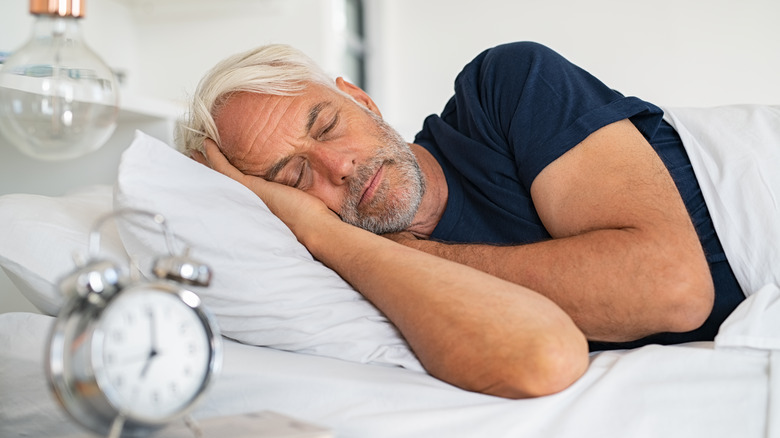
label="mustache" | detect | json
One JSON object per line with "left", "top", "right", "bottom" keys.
{"left": 344, "top": 155, "right": 392, "bottom": 209}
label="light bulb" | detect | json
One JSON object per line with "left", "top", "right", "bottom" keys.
{"left": 0, "top": 0, "right": 119, "bottom": 161}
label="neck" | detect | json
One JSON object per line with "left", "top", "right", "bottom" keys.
{"left": 406, "top": 143, "right": 448, "bottom": 239}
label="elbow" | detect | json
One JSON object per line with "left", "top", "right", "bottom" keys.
{"left": 657, "top": 261, "right": 715, "bottom": 333}
{"left": 477, "top": 331, "right": 590, "bottom": 399}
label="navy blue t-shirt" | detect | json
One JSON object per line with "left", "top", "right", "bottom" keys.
{"left": 413, "top": 42, "right": 745, "bottom": 350}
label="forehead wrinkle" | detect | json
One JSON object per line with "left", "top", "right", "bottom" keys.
{"left": 261, "top": 95, "right": 328, "bottom": 180}
{"left": 264, "top": 98, "right": 332, "bottom": 180}
{"left": 220, "top": 86, "right": 337, "bottom": 180}
{"left": 222, "top": 94, "right": 292, "bottom": 177}
{"left": 233, "top": 96, "right": 285, "bottom": 164}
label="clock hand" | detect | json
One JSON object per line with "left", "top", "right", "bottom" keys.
{"left": 140, "top": 307, "right": 159, "bottom": 378}
{"left": 139, "top": 349, "right": 158, "bottom": 378}
{"left": 147, "top": 306, "right": 159, "bottom": 352}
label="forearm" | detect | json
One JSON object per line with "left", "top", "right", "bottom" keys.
{"left": 197, "top": 139, "right": 589, "bottom": 397}
{"left": 401, "top": 228, "right": 713, "bottom": 342}
{"left": 302, "top": 217, "right": 588, "bottom": 398}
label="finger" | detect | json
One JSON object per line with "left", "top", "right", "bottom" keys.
{"left": 189, "top": 149, "right": 209, "bottom": 167}
{"left": 202, "top": 139, "right": 247, "bottom": 182}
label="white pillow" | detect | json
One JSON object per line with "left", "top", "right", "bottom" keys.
{"left": 114, "top": 131, "right": 422, "bottom": 370}
{"left": 0, "top": 185, "right": 128, "bottom": 316}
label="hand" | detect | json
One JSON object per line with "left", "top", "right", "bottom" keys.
{"left": 199, "top": 139, "right": 342, "bottom": 242}
{"left": 188, "top": 148, "right": 209, "bottom": 167}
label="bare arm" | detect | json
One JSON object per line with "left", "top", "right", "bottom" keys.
{"left": 198, "top": 140, "right": 589, "bottom": 399}
{"left": 392, "top": 120, "right": 715, "bottom": 343}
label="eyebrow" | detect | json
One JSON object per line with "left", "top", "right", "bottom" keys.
{"left": 264, "top": 101, "right": 331, "bottom": 181}
{"left": 306, "top": 101, "right": 330, "bottom": 133}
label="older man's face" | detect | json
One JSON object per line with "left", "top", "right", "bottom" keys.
{"left": 214, "top": 83, "right": 424, "bottom": 234}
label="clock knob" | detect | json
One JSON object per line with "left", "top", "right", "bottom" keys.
{"left": 59, "top": 259, "right": 123, "bottom": 304}
{"left": 153, "top": 253, "right": 212, "bottom": 287}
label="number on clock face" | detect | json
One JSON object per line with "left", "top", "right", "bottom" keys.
{"left": 93, "top": 288, "right": 212, "bottom": 421}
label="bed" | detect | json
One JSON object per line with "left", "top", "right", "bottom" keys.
{"left": 1, "top": 105, "right": 779, "bottom": 437}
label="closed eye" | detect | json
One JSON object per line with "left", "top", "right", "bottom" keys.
{"left": 272, "top": 156, "right": 305, "bottom": 189}
{"left": 292, "top": 161, "right": 310, "bottom": 189}
{"left": 318, "top": 114, "right": 339, "bottom": 139}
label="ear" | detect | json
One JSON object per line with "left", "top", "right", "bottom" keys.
{"left": 335, "top": 77, "right": 383, "bottom": 117}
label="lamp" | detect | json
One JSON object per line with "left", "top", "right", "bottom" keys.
{"left": 0, "top": 0, "right": 119, "bottom": 161}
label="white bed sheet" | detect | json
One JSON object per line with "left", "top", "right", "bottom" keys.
{"left": 2, "top": 285, "right": 779, "bottom": 438}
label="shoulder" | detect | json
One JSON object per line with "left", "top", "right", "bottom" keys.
{"left": 481, "top": 41, "right": 564, "bottom": 62}
{"left": 424, "top": 42, "right": 575, "bottom": 146}
{"left": 452, "top": 42, "right": 577, "bottom": 106}
{"left": 465, "top": 42, "right": 570, "bottom": 78}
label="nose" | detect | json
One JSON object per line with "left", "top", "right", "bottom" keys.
{"left": 310, "top": 143, "right": 357, "bottom": 185}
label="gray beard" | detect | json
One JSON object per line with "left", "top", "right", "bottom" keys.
{"left": 338, "top": 111, "right": 425, "bottom": 234}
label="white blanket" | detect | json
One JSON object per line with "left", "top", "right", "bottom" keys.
{"left": 663, "top": 105, "right": 780, "bottom": 296}
{"left": 2, "top": 284, "right": 779, "bottom": 437}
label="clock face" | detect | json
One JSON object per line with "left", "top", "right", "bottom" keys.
{"left": 92, "top": 286, "right": 213, "bottom": 422}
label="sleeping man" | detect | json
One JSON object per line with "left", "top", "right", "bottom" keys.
{"left": 177, "top": 42, "right": 748, "bottom": 399}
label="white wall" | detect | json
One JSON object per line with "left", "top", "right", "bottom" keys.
{"left": 128, "top": 0, "right": 349, "bottom": 104}
{"left": 2, "top": 0, "right": 779, "bottom": 313}
{"left": 6, "top": 0, "right": 776, "bottom": 140}
{"left": 0, "top": 0, "right": 352, "bottom": 313}
{"left": 365, "top": 0, "right": 780, "bottom": 140}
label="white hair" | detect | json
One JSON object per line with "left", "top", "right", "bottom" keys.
{"left": 175, "top": 44, "right": 338, "bottom": 154}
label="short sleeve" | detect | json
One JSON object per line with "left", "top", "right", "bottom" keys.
{"left": 440, "top": 42, "right": 664, "bottom": 189}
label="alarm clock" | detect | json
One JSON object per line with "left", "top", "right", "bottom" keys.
{"left": 46, "top": 209, "right": 222, "bottom": 437}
